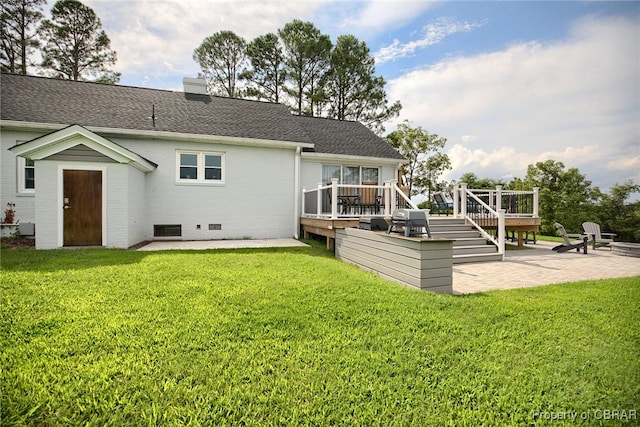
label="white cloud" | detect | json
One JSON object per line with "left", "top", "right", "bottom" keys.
{"left": 338, "top": 0, "right": 437, "bottom": 37}
{"left": 375, "top": 17, "right": 485, "bottom": 64}
{"left": 85, "top": 0, "right": 322, "bottom": 87}
{"left": 388, "top": 14, "right": 640, "bottom": 190}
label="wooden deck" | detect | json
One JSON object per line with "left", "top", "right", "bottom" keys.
{"left": 301, "top": 215, "right": 541, "bottom": 250}
{"left": 505, "top": 217, "right": 541, "bottom": 247}
{"left": 300, "top": 217, "right": 360, "bottom": 250}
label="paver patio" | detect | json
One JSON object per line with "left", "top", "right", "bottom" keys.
{"left": 453, "top": 241, "right": 640, "bottom": 294}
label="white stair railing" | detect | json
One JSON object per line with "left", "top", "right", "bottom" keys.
{"left": 455, "top": 183, "right": 505, "bottom": 259}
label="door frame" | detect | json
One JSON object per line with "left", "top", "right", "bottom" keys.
{"left": 57, "top": 165, "right": 107, "bottom": 247}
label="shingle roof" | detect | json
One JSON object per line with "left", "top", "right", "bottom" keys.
{"left": 1, "top": 73, "right": 404, "bottom": 160}
{"left": 294, "top": 115, "right": 405, "bottom": 160}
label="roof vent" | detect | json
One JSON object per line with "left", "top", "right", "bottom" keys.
{"left": 183, "top": 77, "right": 208, "bottom": 95}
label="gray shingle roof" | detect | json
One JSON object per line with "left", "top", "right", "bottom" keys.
{"left": 1, "top": 73, "right": 404, "bottom": 160}
{"left": 294, "top": 115, "right": 405, "bottom": 160}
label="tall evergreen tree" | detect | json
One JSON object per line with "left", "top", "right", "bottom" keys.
{"left": 193, "top": 30, "right": 247, "bottom": 98}
{"left": 322, "top": 35, "right": 401, "bottom": 134}
{"left": 240, "top": 33, "right": 285, "bottom": 103}
{"left": 39, "top": 0, "right": 119, "bottom": 82}
{"left": 0, "top": 0, "right": 45, "bottom": 74}
{"left": 278, "top": 20, "right": 331, "bottom": 116}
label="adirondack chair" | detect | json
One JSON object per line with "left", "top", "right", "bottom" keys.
{"left": 552, "top": 222, "right": 588, "bottom": 254}
{"left": 582, "top": 222, "right": 616, "bottom": 250}
{"left": 432, "top": 192, "right": 453, "bottom": 216}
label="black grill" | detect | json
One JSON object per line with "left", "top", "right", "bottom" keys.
{"left": 387, "top": 209, "right": 431, "bottom": 237}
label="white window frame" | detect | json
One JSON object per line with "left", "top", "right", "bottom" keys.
{"left": 321, "top": 164, "right": 380, "bottom": 185}
{"left": 17, "top": 157, "right": 35, "bottom": 194}
{"left": 176, "top": 150, "right": 225, "bottom": 185}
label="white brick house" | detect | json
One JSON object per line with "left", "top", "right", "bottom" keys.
{"left": 1, "top": 74, "right": 405, "bottom": 249}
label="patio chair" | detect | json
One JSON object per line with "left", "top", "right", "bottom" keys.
{"left": 432, "top": 192, "right": 453, "bottom": 216}
{"left": 359, "top": 182, "right": 381, "bottom": 215}
{"left": 552, "top": 222, "right": 588, "bottom": 254}
{"left": 582, "top": 222, "right": 616, "bottom": 250}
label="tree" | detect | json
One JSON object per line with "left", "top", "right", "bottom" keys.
{"left": 593, "top": 180, "right": 640, "bottom": 242}
{"left": 0, "top": 0, "right": 45, "bottom": 74}
{"left": 240, "top": 33, "right": 285, "bottom": 103}
{"left": 386, "top": 120, "right": 451, "bottom": 197}
{"left": 39, "top": 0, "right": 119, "bottom": 82}
{"left": 522, "top": 160, "right": 599, "bottom": 234}
{"left": 278, "top": 20, "right": 331, "bottom": 116}
{"left": 193, "top": 30, "right": 247, "bottom": 97}
{"left": 322, "top": 34, "right": 401, "bottom": 134}
{"left": 458, "top": 172, "right": 506, "bottom": 189}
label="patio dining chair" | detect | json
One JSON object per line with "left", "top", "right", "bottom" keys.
{"left": 582, "top": 222, "right": 616, "bottom": 250}
{"left": 552, "top": 222, "right": 588, "bottom": 254}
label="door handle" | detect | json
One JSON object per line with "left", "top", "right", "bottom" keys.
{"left": 64, "top": 205, "right": 70, "bottom": 209}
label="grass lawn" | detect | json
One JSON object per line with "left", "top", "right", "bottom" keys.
{"left": 1, "top": 243, "right": 638, "bottom": 426}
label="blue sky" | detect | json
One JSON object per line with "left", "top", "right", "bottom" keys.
{"left": 55, "top": 1, "right": 639, "bottom": 195}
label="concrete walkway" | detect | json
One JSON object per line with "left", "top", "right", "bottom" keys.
{"left": 137, "top": 239, "right": 309, "bottom": 251}
{"left": 453, "top": 241, "right": 640, "bottom": 294}
{"left": 137, "top": 239, "right": 639, "bottom": 294}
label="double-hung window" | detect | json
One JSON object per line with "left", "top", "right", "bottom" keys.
{"left": 17, "top": 157, "right": 35, "bottom": 194}
{"left": 176, "top": 151, "right": 224, "bottom": 184}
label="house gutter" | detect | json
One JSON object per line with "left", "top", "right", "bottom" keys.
{"left": 293, "top": 146, "right": 301, "bottom": 239}
{"left": 1, "top": 120, "right": 315, "bottom": 151}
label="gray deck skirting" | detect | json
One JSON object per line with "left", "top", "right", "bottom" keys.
{"left": 335, "top": 227, "right": 454, "bottom": 293}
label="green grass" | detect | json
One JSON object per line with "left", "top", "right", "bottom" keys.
{"left": 1, "top": 243, "right": 638, "bottom": 426}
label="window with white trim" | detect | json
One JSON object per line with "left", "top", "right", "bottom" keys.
{"left": 176, "top": 151, "right": 224, "bottom": 184}
{"left": 17, "top": 157, "right": 35, "bottom": 193}
{"left": 321, "top": 164, "right": 379, "bottom": 185}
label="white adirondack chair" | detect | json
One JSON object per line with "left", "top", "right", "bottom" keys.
{"left": 582, "top": 222, "right": 616, "bottom": 250}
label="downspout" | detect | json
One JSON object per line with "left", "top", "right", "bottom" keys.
{"left": 293, "top": 146, "right": 301, "bottom": 239}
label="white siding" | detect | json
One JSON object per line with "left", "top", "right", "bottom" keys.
{"left": 116, "top": 138, "right": 297, "bottom": 240}
{"left": 1, "top": 130, "right": 38, "bottom": 225}
{"left": 33, "top": 160, "right": 58, "bottom": 249}
{"left": 127, "top": 166, "right": 147, "bottom": 247}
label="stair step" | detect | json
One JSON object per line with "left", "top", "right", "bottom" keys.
{"left": 451, "top": 238, "right": 491, "bottom": 247}
{"left": 431, "top": 231, "right": 482, "bottom": 239}
{"left": 453, "top": 245, "right": 499, "bottom": 256}
{"left": 453, "top": 253, "right": 503, "bottom": 264}
{"left": 427, "top": 217, "right": 504, "bottom": 264}
{"left": 429, "top": 224, "right": 475, "bottom": 232}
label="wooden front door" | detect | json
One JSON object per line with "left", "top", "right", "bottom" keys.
{"left": 63, "top": 170, "right": 102, "bottom": 246}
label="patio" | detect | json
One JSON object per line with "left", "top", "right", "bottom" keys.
{"left": 453, "top": 241, "right": 640, "bottom": 294}
{"left": 135, "top": 239, "right": 640, "bottom": 294}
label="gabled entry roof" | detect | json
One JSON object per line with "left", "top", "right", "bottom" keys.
{"left": 9, "top": 124, "right": 157, "bottom": 172}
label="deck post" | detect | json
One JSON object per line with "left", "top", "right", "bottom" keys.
{"left": 453, "top": 184, "right": 460, "bottom": 218}
{"left": 495, "top": 185, "right": 502, "bottom": 212}
{"left": 533, "top": 187, "right": 539, "bottom": 217}
{"left": 302, "top": 187, "right": 306, "bottom": 217}
{"left": 383, "top": 181, "right": 391, "bottom": 216}
{"left": 316, "top": 183, "right": 323, "bottom": 218}
{"left": 460, "top": 183, "right": 468, "bottom": 218}
{"left": 498, "top": 209, "right": 506, "bottom": 260}
{"left": 390, "top": 179, "right": 398, "bottom": 213}
{"left": 331, "top": 178, "right": 339, "bottom": 219}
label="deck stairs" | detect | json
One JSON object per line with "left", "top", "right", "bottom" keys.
{"left": 429, "top": 217, "right": 503, "bottom": 264}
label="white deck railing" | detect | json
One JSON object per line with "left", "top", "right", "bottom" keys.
{"left": 452, "top": 184, "right": 539, "bottom": 259}
{"left": 302, "top": 178, "right": 418, "bottom": 219}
